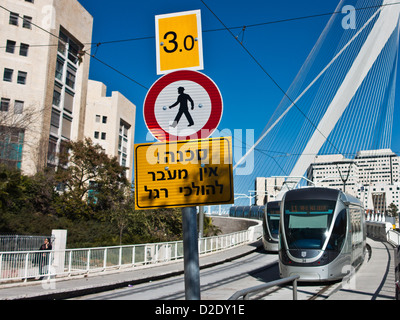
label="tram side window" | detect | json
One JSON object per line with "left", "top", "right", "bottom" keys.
{"left": 328, "top": 209, "right": 347, "bottom": 251}
{"left": 251, "top": 207, "right": 259, "bottom": 218}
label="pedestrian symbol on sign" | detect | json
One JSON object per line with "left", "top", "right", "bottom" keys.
{"left": 168, "top": 87, "right": 195, "bottom": 128}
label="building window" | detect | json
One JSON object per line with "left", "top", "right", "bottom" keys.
{"left": 102, "top": 116, "right": 107, "bottom": 124}
{"left": 17, "top": 71, "right": 27, "bottom": 85}
{"left": 0, "top": 98, "right": 10, "bottom": 112}
{"left": 14, "top": 100, "right": 24, "bottom": 114}
{"left": 95, "top": 115, "right": 101, "bottom": 122}
{"left": 61, "top": 115, "right": 72, "bottom": 139}
{"left": 19, "top": 43, "right": 29, "bottom": 57}
{"left": 68, "top": 41, "right": 80, "bottom": 64}
{"left": 9, "top": 12, "right": 19, "bottom": 26}
{"left": 64, "top": 90, "right": 74, "bottom": 113}
{"left": 3, "top": 68, "right": 13, "bottom": 82}
{"left": 66, "top": 70, "right": 75, "bottom": 89}
{"left": 58, "top": 30, "right": 82, "bottom": 65}
{"left": 94, "top": 131, "right": 99, "bottom": 139}
{"left": 121, "top": 153, "right": 127, "bottom": 167}
{"left": 52, "top": 90, "right": 61, "bottom": 107}
{"left": 118, "top": 120, "right": 130, "bottom": 169}
{"left": 101, "top": 132, "right": 106, "bottom": 140}
{"left": 55, "top": 59, "right": 63, "bottom": 80}
{"left": 47, "top": 137, "right": 57, "bottom": 164}
{"left": 6, "top": 40, "right": 16, "bottom": 54}
{"left": 22, "top": 16, "right": 32, "bottom": 29}
{"left": 58, "top": 31, "right": 68, "bottom": 55}
{"left": 0, "top": 127, "right": 25, "bottom": 169}
{"left": 50, "top": 109, "right": 60, "bottom": 134}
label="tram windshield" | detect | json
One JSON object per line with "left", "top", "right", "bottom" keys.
{"left": 283, "top": 200, "right": 336, "bottom": 249}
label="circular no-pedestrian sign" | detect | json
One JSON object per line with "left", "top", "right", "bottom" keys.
{"left": 143, "top": 70, "right": 223, "bottom": 141}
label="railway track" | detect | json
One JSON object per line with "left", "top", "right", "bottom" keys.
{"left": 239, "top": 280, "right": 340, "bottom": 300}
{"left": 73, "top": 250, "right": 347, "bottom": 300}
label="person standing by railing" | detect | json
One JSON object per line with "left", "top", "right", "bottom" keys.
{"left": 38, "top": 238, "right": 52, "bottom": 280}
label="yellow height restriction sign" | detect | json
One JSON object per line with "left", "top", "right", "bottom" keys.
{"left": 134, "top": 137, "right": 233, "bottom": 210}
{"left": 155, "top": 10, "right": 204, "bottom": 75}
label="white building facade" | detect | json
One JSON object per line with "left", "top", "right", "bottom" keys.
{"left": 84, "top": 80, "right": 136, "bottom": 180}
{"left": 306, "top": 154, "right": 359, "bottom": 196}
{"left": 254, "top": 176, "right": 285, "bottom": 205}
{"left": 307, "top": 149, "right": 400, "bottom": 212}
{"left": 254, "top": 149, "right": 400, "bottom": 213}
{"left": 1, "top": 0, "right": 93, "bottom": 174}
{"left": 1, "top": 1, "right": 136, "bottom": 179}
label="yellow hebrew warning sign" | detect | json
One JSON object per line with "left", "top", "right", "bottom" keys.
{"left": 155, "top": 10, "right": 204, "bottom": 74}
{"left": 134, "top": 137, "right": 233, "bottom": 209}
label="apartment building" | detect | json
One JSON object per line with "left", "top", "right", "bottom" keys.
{"left": 254, "top": 176, "right": 286, "bottom": 205}
{"left": 306, "top": 154, "right": 359, "bottom": 195}
{"left": 1, "top": 0, "right": 93, "bottom": 175}
{"left": 84, "top": 80, "right": 136, "bottom": 179}
{"left": 355, "top": 149, "right": 400, "bottom": 185}
{"left": 306, "top": 149, "right": 400, "bottom": 211}
{"left": 254, "top": 149, "right": 400, "bottom": 212}
{"left": 1, "top": 1, "right": 137, "bottom": 181}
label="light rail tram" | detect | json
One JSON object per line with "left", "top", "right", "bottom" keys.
{"left": 262, "top": 201, "right": 280, "bottom": 252}
{"left": 228, "top": 203, "right": 280, "bottom": 252}
{"left": 278, "top": 187, "right": 366, "bottom": 282}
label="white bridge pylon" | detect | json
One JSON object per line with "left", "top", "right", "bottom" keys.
{"left": 282, "top": 0, "right": 400, "bottom": 192}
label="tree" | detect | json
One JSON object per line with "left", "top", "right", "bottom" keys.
{"left": 128, "top": 208, "right": 183, "bottom": 243}
{"left": 202, "top": 215, "right": 221, "bottom": 237}
{"left": 109, "top": 187, "right": 135, "bottom": 245}
{"left": 0, "top": 164, "right": 29, "bottom": 211}
{"left": 388, "top": 202, "right": 399, "bottom": 219}
{"left": 54, "top": 138, "right": 129, "bottom": 219}
{"left": 0, "top": 165, "right": 64, "bottom": 235}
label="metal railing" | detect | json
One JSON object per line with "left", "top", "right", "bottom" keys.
{"left": 0, "top": 228, "right": 256, "bottom": 283}
{"left": 228, "top": 275, "right": 300, "bottom": 300}
{"left": 0, "top": 235, "right": 53, "bottom": 252}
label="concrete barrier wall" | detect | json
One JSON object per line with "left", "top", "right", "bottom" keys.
{"left": 211, "top": 216, "right": 258, "bottom": 234}
{"left": 211, "top": 216, "right": 263, "bottom": 242}
{"left": 366, "top": 221, "right": 393, "bottom": 242}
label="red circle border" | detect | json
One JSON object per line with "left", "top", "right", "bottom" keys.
{"left": 143, "top": 70, "right": 223, "bottom": 141}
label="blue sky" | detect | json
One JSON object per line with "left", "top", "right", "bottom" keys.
{"left": 78, "top": 0, "right": 400, "bottom": 156}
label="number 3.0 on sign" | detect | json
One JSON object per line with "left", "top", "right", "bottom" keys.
{"left": 155, "top": 10, "right": 204, "bottom": 75}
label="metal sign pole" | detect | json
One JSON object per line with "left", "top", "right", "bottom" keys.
{"left": 182, "top": 206, "right": 200, "bottom": 300}
{"left": 198, "top": 206, "right": 204, "bottom": 238}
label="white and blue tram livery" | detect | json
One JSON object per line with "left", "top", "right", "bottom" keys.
{"left": 278, "top": 187, "right": 366, "bottom": 282}
{"left": 262, "top": 201, "right": 280, "bottom": 252}
{"left": 229, "top": 204, "right": 280, "bottom": 252}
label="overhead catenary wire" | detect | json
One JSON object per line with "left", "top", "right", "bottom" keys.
{"left": 2, "top": 3, "right": 399, "bottom": 170}
{"left": 0, "top": 0, "right": 347, "bottom": 173}
{"left": 226, "top": 0, "right": 400, "bottom": 206}
{"left": 2, "top": 2, "right": 400, "bottom": 49}
{"left": 235, "top": 1, "right": 384, "bottom": 173}
{"left": 200, "top": 0, "right": 346, "bottom": 172}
